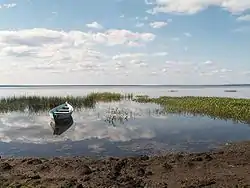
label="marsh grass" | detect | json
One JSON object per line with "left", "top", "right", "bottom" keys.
{"left": 134, "top": 96, "right": 250, "bottom": 124}
{"left": 0, "top": 92, "right": 133, "bottom": 113}
{"left": 2, "top": 91, "right": 250, "bottom": 124}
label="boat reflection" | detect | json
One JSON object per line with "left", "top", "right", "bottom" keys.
{"left": 49, "top": 116, "right": 74, "bottom": 135}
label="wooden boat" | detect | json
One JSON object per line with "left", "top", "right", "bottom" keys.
{"left": 49, "top": 102, "right": 74, "bottom": 120}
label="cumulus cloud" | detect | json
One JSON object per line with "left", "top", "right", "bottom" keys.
{"left": 0, "top": 28, "right": 157, "bottom": 82}
{"left": 147, "top": 0, "right": 250, "bottom": 15}
{"left": 92, "top": 29, "right": 155, "bottom": 46}
{"left": 149, "top": 21, "right": 168, "bottom": 28}
{"left": 0, "top": 26, "right": 246, "bottom": 84}
{"left": 0, "top": 28, "right": 155, "bottom": 49}
{"left": 237, "top": 14, "right": 250, "bottom": 21}
{"left": 86, "top": 22, "right": 104, "bottom": 29}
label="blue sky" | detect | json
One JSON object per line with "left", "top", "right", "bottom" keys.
{"left": 0, "top": 0, "right": 250, "bottom": 84}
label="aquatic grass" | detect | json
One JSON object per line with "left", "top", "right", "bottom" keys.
{"left": 0, "top": 95, "right": 93, "bottom": 113}
{"left": 88, "top": 92, "right": 133, "bottom": 101}
{"left": 2, "top": 92, "right": 250, "bottom": 124}
{"left": 0, "top": 92, "right": 133, "bottom": 113}
{"left": 134, "top": 96, "right": 250, "bottom": 124}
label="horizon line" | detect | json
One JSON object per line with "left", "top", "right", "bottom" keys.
{"left": 0, "top": 84, "right": 250, "bottom": 87}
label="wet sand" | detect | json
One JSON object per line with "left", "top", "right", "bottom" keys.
{"left": 1, "top": 141, "right": 250, "bottom": 188}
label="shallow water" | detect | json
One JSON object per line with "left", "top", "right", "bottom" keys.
{"left": 1, "top": 100, "right": 250, "bottom": 157}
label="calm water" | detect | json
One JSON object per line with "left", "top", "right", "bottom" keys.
{"left": 1, "top": 86, "right": 250, "bottom": 157}
{"left": 1, "top": 100, "right": 250, "bottom": 157}
{"left": 1, "top": 85, "right": 250, "bottom": 98}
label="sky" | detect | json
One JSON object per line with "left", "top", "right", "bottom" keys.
{"left": 0, "top": 0, "right": 250, "bottom": 85}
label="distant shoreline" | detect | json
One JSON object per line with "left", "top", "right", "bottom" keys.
{"left": 0, "top": 84, "right": 250, "bottom": 88}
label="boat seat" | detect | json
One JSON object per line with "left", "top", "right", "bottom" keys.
{"left": 58, "top": 109, "right": 70, "bottom": 112}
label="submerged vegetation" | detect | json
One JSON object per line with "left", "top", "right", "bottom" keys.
{"left": 1, "top": 91, "right": 250, "bottom": 124}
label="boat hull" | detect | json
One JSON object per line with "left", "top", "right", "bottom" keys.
{"left": 50, "top": 115, "right": 74, "bottom": 135}
{"left": 49, "top": 102, "right": 74, "bottom": 121}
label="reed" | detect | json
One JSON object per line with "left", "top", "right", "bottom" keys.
{"left": 0, "top": 92, "right": 133, "bottom": 113}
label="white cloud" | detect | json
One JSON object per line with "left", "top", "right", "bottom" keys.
{"left": 145, "top": 0, "right": 154, "bottom": 5}
{"left": 203, "top": 60, "right": 214, "bottom": 65}
{"left": 237, "top": 14, "right": 250, "bottom": 21}
{"left": 0, "top": 28, "right": 156, "bottom": 82}
{"left": 149, "top": 21, "right": 168, "bottom": 28}
{"left": 0, "top": 3, "right": 16, "bottom": 9}
{"left": 184, "top": 32, "right": 192, "bottom": 37}
{"left": 112, "top": 52, "right": 168, "bottom": 60}
{"left": 147, "top": 0, "right": 250, "bottom": 15}
{"left": 0, "top": 27, "right": 247, "bottom": 85}
{"left": 152, "top": 52, "right": 168, "bottom": 56}
{"left": 86, "top": 22, "right": 104, "bottom": 29}
{"left": 92, "top": 29, "right": 155, "bottom": 46}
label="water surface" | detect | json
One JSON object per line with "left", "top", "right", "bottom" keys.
{"left": 1, "top": 100, "right": 250, "bottom": 157}
{"left": 1, "top": 85, "right": 250, "bottom": 98}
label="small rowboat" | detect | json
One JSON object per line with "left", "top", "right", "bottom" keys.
{"left": 49, "top": 102, "right": 74, "bottom": 120}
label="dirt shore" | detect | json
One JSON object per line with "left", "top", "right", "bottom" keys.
{"left": 1, "top": 142, "right": 250, "bottom": 188}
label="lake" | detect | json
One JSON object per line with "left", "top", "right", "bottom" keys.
{"left": 1, "top": 85, "right": 250, "bottom": 98}
{"left": 1, "top": 86, "right": 250, "bottom": 157}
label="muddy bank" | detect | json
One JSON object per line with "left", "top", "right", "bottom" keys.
{"left": 1, "top": 142, "right": 250, "bottom": 188}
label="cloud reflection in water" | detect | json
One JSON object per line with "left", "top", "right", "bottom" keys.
{"left": 0, "top": 101, "right": 165, "bottom": 144}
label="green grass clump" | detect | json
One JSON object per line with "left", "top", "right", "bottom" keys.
{"left": 134, "top": 96, "right": 250, "bottom": 124}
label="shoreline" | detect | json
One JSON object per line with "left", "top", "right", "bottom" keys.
{"left": 1, "top": 141, "right": 250, "bottom": 187}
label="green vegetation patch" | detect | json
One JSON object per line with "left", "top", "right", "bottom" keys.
{"left": 134, "top": 96, "right": 250, "bottom": 124}
{"left": 1, "top": 92, "right": 250, "bottom": 124}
